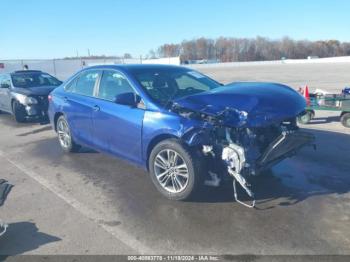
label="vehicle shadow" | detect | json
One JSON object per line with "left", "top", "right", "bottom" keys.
{"left": 193, "top": 128, "right": 350, "bottom": 209}
{"left": 16, "top": 126, "right": 52, "bottom": 137}
{"left": 0, "top": 222, "right": 61, "bottom": 257}
{"left": 308, "top": 115, "right": 340, "bottom": 124}
{"left": 22, "top": 135, "right": 98, "bottom": 155}
{"left": 0, "top": 112, "right": 49, "bottom": 128}
{"left": 78, "top": 147, "right": 99, "bottom": 154}
{"left": 27, "top": 127, "right": 350, "bottom": 210}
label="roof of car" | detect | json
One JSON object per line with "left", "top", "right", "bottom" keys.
{"left": 83, "top": 64, "right": 188, "bottom": 72}
{"left": 12, "top": 70, "right": 42, "bottom": 74}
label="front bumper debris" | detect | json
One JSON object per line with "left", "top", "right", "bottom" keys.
{"left": 222, "top": 143, "right": 256, "bottom": 208}
{"left": 0, "top": 220, "right": 8, "bottom": 237}
{"left": 222, "top": 130, "right": 315, "bottom": 208}
{"left": 257, "top": 131, "right": 315, "bottom": 169}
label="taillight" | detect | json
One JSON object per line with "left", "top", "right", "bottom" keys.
{"left": 48, "top": 94, "right": 52, "bottom": 102}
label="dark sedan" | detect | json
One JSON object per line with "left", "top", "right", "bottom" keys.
{"left": 0, "top": 70, "right": 62, "bottom": 122}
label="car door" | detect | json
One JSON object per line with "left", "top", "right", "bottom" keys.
{"left": 0, "top": 74, "right": 12, "bottom": 112}
{"left": 63, "top": 69, "right": 101, "bottom": 146}
{"left": 92, "top": 69, "right": 145, "bottom": 164}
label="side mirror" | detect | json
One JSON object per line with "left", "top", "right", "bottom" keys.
{"left": 114, "top": 92, "right": 141, "bottom": 107}
{"left": 0, "top": 83, "right": 10, "bottom": 89}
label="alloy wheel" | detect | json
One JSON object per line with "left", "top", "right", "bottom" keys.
{"left": 57, "top": 118, "right": 71, "bottom": 149}
{"left": 154, "top": 149, "right": 189, "bottom": 193}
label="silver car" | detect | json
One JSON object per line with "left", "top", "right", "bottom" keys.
{"left": 0, "top": 70, "right": 62, "bottom": 122}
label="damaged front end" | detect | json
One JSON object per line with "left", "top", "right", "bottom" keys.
{"left": 173, "top": 104, "right": 315, "bottom": 208}
{"left": 219, "top": 125, "right": 315, "bottom": 207}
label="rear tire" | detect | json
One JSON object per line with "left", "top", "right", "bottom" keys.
{"left": 12, "top": 101, "right": 26, "bottom": 123}
{"left": 56, "top": 115, "right": 81, "bottom": 153}
{"left": 148, "top": 139, "right": 202, "bottom": 201}
{"left": 341, "top": 113, "right": 350, "bottom": 128}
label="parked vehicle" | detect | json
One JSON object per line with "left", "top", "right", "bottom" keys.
{"left": 48, "top": 65, "right": 314, "bottom": 203}
{"left": 0, "top": 70, "right": 62, "bottom": 122}
{"left": 297, "top": 92, "right": 350, "bottom": 128}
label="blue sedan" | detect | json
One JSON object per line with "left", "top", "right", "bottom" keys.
{"left": 48, "top": 65, "right": 314, "bottom": 203}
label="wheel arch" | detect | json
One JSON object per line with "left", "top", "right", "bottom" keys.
{"left": 53, "top": 112, "right": 64, "bottom": 132}
{"left": 10, "top": 98, "right": 17, "bottom": 114}
{"left": 340, "top": 111, "right": 350, "bottom": 117}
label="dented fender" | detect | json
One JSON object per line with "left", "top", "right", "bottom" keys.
{"left": 142, "top": 110, "right": 212, "bottom": 162}
{"left": 180, "top": 124, "right": 213, "bottom": 146}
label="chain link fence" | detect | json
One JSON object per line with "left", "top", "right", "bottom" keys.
{"left": 0, "top": 57, "right": 181, "bottom": 80}
{"left": 0, "top": 58, "right": 141, "bottom": 80}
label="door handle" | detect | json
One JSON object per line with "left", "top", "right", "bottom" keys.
{"left": 93, "top": 105, "right": 100, "bottom": 112}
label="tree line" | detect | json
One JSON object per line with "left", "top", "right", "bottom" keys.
{"left": 148, "top": 37, "right": 350, "bottom": 62}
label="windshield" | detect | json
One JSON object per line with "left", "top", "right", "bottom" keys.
{"left": 129, "top": 67, "right": 221, "bottom": 106}
{"left": 11, "top": 72, "right": 62, "bottom": 88}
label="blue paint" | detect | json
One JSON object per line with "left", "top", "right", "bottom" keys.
{"left": 48, "top": 65, "right": 306, "bottom": 169}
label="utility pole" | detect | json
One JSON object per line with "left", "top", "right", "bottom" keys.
{"left": 88, "top": 49, "right": 91, "bottom": 57}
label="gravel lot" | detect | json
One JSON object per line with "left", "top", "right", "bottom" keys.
{"left": 0, "top": 63, "right": 349, "bottom": 258}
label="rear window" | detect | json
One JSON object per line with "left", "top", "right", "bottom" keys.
{"left": 11, "top": 72, "right": 61, "bottom": 88}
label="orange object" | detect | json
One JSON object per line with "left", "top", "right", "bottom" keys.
{"left": 303, "top": 85, "right": 310, "bottom": 106}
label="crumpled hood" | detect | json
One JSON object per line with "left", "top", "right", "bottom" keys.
{"left": 173, "top": 82, "right": 306, "bottom": 127}
{"left": 12, "top": 86, "right": 57, "bottom": 96}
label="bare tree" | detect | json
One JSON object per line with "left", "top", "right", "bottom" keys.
{"left": 123, "top": 53, "right": 132, "bottom": 59}
{"left": 154, "top": 36, "right": 350, "bottom": 62}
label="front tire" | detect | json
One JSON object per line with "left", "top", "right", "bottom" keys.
{"left": 56, "top": 115, "right": 81, "bottom": 153}
{"left": 148, "top": 139, "right": 202, "bottom": 201}
{"left": 12, "top": 101, "right": 26, "bottom": 123}
{"left": 297, "top": 111, "right": 312, "bottom": 125}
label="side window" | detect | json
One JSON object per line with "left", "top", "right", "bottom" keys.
{"left": 97, "top": 70, "right": 135, "bottom": 101}
{"left": 67, "top": 70, "right": 100, "bottom": 96}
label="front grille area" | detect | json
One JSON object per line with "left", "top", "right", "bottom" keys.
{"left": 34, "top": 95, "right": 49, "bottom": 111}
